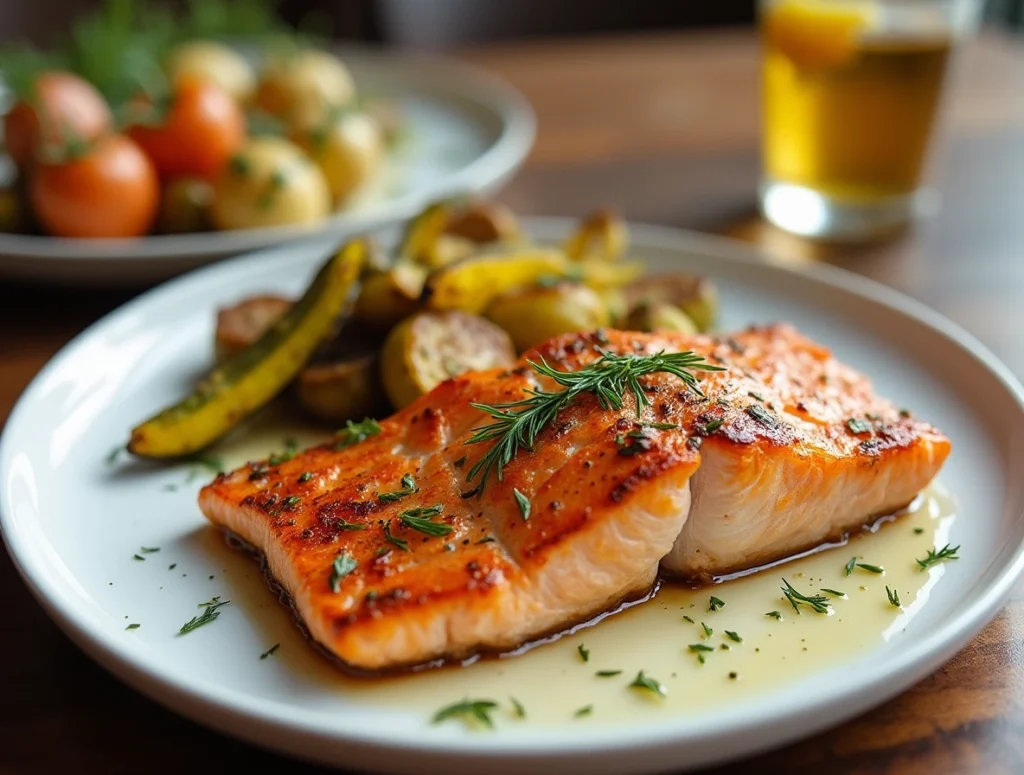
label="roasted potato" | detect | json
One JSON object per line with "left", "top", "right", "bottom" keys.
{"left": 563, "top": 209, "right": 627, "bottom": 262}
{"left": 623, "top": 273, "right": 718, "bottom": 332}
{"left": 214, "top": 294, "right": 293, "bottom": 360}
{"left": 380, "top": 311, "right": 515, "bottom": 409}
{"left": 211, "top": 137, "right": 331, "bottom": 230}
{"left": 399, "top": 200, "right": 520, "bottom": 269}
{"left": 624, "top": 301, "right": 699, "bottom": 335}
{"left": 292, "top": 111, "right": 384, "bottom": 202}
{"left": 297, "top": 352, "right": 385, "bottom": 423}
{"left": 256, "top": 48, "right": 355, "bottom": 128}
{"left": 485, "top": 282, "right": 611, "bottom": 353}
{"left": 352, "top": 261, "right": 427, "bottom": 331}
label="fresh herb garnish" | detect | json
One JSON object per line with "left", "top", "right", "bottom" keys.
{"left": 886, "top": 586, "right": 901, "bottom": 608}
{"left": 133, "top": 554, "right": 145, "bottom": 561}
{"left": 384, "top": 521, "right": 411, "bottom": 551}
{"left": 334, "top": 418, "right": 382, "bottom": 450}
{"left": 577, "top": 643, "right": 590, "bottom": 662}
{"left": 846, "top": 418, "right": 873, "bottom": 435}
{"left": 464, "top": 350, "right": 722, "bottom": 491}
{"left": 821, "top": 588, "right": 845, "bottom": 597}
{"left": 282, "top": 495, "right": 302, "bottom": 510}
{"left": 139, "top": 546, "right": 159, "bottom": 553}
{"left": 125, "top": 623, "right": 140, "bottom": 630}
{"left": 856, "top": 562, "right": 885, "bottom": 574}
{"left": 510, "top": 697, "right": 526, "bottom": 718}
{"left": 477, "top": 536, "right": 496, "bottom": 544}
{"left": 574, "top": 705, "right": 593, "bottom": 718}
{"left": 699, "top": 418, "right": 725, "bottom": 435}
{"left": 516, "top": 489, "right": 532, "bottom": 520}
{"left": 329, "top": 554, "right": 358, "bottom": 592}
{"left": 781, "top": 578, "right": 830, "bottom": 615}
{"left": 682, "top": 614, "right": 695, "bottom": 624}
{"left": 747, "top": 391, "right": 765, "bottom": 402}
{"left": 629, "top": 670, "right": 666, "bottom": 697}
{"left": 432, "top": 699, "right": 499, "bottom": 729}
{"left": 298, "top": 472, "right": 314, "bottom": 483}
{"left": 106, "top": 445, "right": 125, "bottom": 464}
{"left": 168, "top": 563, "right": 177, "bottom": 570}
{"left": 725, "top": 630, "right": 742, "bottom": 643}
{"left": 745, "top": 404, "right": 778, "bottom": 428}
{"left": 595, "top": 669, "right": 622, "bottom": 677}
{"left": 454, "top": 455, "right": 468, "bottom": 469}
{"left": 336, "top": 518, "right": 365, "bottom": 532}
{"left": 701, "top": 622, "right": 713, "bottom": 637}
{"left": 844, "top": 556, "right": 857, "bottom": 576}
{"left": 644, "top": 421, "right": 679, "bottom": 430}
{"left": 179, "top": 597, "right": 229, "bottom": 635}
{"left": 378, "top": 473, "right": 418, "bottom": 503}
{"left": 765, "top": 611, "right": 782, "bottom": 620}
{"left": 399, "top": 505, "right": 450, "bottom": 536}
{"left": 708, "top": 596, "right": 725, "bottom": 612}
{"left": 914, "top": 527, "right": 925, "bottom": 534}
{"left": 260, "top": 644, "right": 281, "bottom": 660}
{"left": 689, "top": 643, "right": 714, "bottom": 653}
{"left": 916, "top": 543, "right": 960, "bottom": 570}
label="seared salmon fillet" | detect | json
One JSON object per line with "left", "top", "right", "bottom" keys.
{"left": 198, "top": 324, "right": 949, "bottom": 671}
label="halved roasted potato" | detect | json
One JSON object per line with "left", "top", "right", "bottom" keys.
{"left": 624, "top": 301, "right": 699, "bottom": 335}
{"left": 623, "top": 273, "right": 718, "bottom": 332}
{"left": 562, "top": 209, "right": 627, "bottom": 262}
{"left": 215, "top": 294, "right": 293, "bottom": 360}
{"left": 380, "top": 311, "right": 515, "bottom": 409}
{"left": 297, "top": 352, "right": 385, "bottom": 423}
{"left": 398, "top": 199, "right": 520, "bottom": 269}
{"left": 351, "top": 261, "right": 427, "bottom": 330}
{"left": 484, "top": 282, "right": 611, "bottom": 353}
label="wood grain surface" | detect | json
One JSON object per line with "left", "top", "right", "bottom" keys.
{"left": 2, "top": 28, "right": 1024, "bottom": 775}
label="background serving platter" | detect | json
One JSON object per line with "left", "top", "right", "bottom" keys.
{"left": 1, "top": 218, "right": 1023, "bottom": 774}
{"left": 0, "top": 47, "right": 535, "bottom": 286}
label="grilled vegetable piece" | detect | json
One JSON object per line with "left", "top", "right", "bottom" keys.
{"left": 485, "top": 282, "right": 611, "bottom": 353}
{"left": 562, "top": 209, "right": 627, "bottom": 262}
{"left": 297, "top": 351, "right": 385, "bottom": 423}
{"left": 351, "top": 261, "right": 427, "bottom": 331}
{"left": 624, "top": 301, "right": 699, "bottom": 335}
{"left": 399, "top": 200, "right": 520, "bottom": 269}
{"left": 292, "top": 111, "right": 384, "bottom": 202}
{"left": 380, "top": 311, "right": 515, "bottom": 409}
{"left": 623, "top": 273, "right": 719, "bottom": 333}
{"left": 214, "top": 294, "right": 293, "bottom": 360}
{"left": 128, "top": 240, "right": 366, "bottom": 458}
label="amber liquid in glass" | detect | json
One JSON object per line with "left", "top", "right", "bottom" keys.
{"left": 763, "top": 34, "right": 952, "bottom": 202}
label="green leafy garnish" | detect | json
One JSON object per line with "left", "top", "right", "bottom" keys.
{"left": 513, "top": 488, "right": 531, "bottom": 520}
{"left": 595, "top": 669, "right": 622, "bottom": 677}
{"left": 329, "top": 554, "right": 358, "bottom": 592}
{"left": 336, "top": 518, "right": 365, "bottom": 532}
{"left": 688, "top": 643, "right": 714, "bottom": 653}
{"left": 574, "top": 705, "right": 593, "bottom": 718}
{"left": 577, "top": 643, "right": 589, "bottom": 662}
{"left": 510, "top": 697, "right": 526, "bottom": 718}
{"left": 179, "top": 596, "right": 229, "bottom": 635}
{"left": 464, "top": 350, "right": 722, "bottom": 491}
{"left": 886, "top": 585, "right": 901, "bottom": 608}
{"left": 384, "top": 521, "right": 411, "bottom": 551}
{"left": 856, "top": 562, "right": 884, "bottom": 574}
{"left": 725, "top": 630, "right": 742, "bottom": 643}
{"left": 125, "top": 623, "right": 140, "bottom": 630}
{"left": 781, "top": 578, "right": 830, "bottom": 615}
{"left": 682, "top": 615, "right": 695, "bottom": 624}
{"left": 432, "top": 699, "right": 499, "bottom": 729}
{"left": 628, "top": 670, "right": 666, "bottom": 697}
{"left": 916, "top": 544, "right": 960, "bottom": 570}
{"left": 846, "top": 418, "right": 873, "bottom": 435}
{"left": 378, "top": 473, "right": 418, "bottom": 503}
{"left": 821, "top": 588, "right": 845, "bottom": 598}
{"left": 260, "top": 644, "right": 280, "bottom": 660}
{"left": 708, "top": 596, "right": 725, "bottom": 612}
{"left": 844, "top": 556, "right": 857, "bottom": 576}
{"left": 399, "top": 505, "right": 450, "bottom": 536}
{"left": 701, "top": 622, "right": 713, "bottom": 637}
{"left": 334, "top": 418, "right": 382, "bottom": 450}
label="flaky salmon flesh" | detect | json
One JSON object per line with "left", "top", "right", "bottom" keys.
{"left": 198, "top": 324, "right": 950, "bottom": 672}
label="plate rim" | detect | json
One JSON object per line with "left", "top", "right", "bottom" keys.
{"left": 0, "top": 45, "right": 536, "bottom": 263}
{"left": 3, "top": 218, "right": 1024, "bottom": 772}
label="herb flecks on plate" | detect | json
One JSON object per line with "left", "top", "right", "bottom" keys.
{"left": 432, "top": 699, "right": 500, "bottom": 729}
{"left": 179, "top": 596, "right": 230, "bottom": 635}
{"left": 916, "top": 543, "right": 960, "bottom": 570}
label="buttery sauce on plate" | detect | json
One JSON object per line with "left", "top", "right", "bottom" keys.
{"left": 211, "top": 410, "right": 958, "bottom": 726}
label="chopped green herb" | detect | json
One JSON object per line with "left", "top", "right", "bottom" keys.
{"left": 629, "top": 670, "right": 666, "bottom": 697}
{"left": 260, "top": 644, "right": 280, "bottom": 660}
{"left": 765, "top": 610, "right": 782, "bottom": 620}
{"left": 725, "top": 630, "right": 742, "bottom": 643}
{"left": 133, "top": 554, "right": 145, "bottom": 561}
{"left": 708, "top": 596, "right": 725, "bottom": 612}
{"left": 384, "top": 521, "right": 411, "bottom": 551}
{"left": 644, "top": 421, "right": 679, "bottom": 430}
{"left": 179, "top": 597, "right": 230, "bottom": 635}
{"left": 846, "top": 418, "right": 873, "bottom": 435}
{"left": 595, "top": 669, "right": 622, "bottom": 677}
{"left": 334, "top": 418, "right": 382, "bottom": 450}
{"left": 574, "top": 705, "right": 593, "bottom": 718}
{"left": 745, "top": 404, "right": 779, "bottom": 428}
{"left": 697, "top": 654, "right": 706, "bottom": 665}
{"left": 453, "top": 456, "right": 468, "bottom": 469}
{"left": 139, "top": 546, "right": 160, "bottom": 554}
{"left": 688, "top": 643, "right": 714, "bottom": 653}
{"left": 168, "top": 563, "right": 177, "bottom": 570}
{"left": 728, "top": 671, "right": 738, "bottom": 680}
{"left": 856, "top": 562, "right": 885, "bottom": 574}
{"left": 267, "top": 450, "right": 295, "bottom": 467}
{"left": 747, "top": 391, "right": 765, "bottom": 402}
{"left": 821, "top": 588, "right": 845, "bottom": 598}
{"left": 686, "top": 436, "right": 703, "bottom": 450}
{"left": 298, "top": 472, "right": 314, "bottom": 483}
{"left": 513, "top": 488, "right": 531, "bottom": 521}
{"left": 781, "top": 578, "right": 830, "bottom": 615}
{"left": 916, "top": 543, "right": 960, "bottom": 570}
{"left": 329, "top": 554, "right": 358, "bottom": 592}
{"left": 577, "top": 643, "right": 590, "bottom": 662}
{"left": 886, "top": 585, "right": 901, "bottom": 608}
{"left": 914, "top": 527, "right": 925, "bottom": 535}
{"left": 432, "top": 699, "right": 499, "bottom": 729}
{"left": 477, "top": 536, "right": 496, "bottom": 544}
{"left": 701, "top": 622, "right": 713, "bottom": 637}
{"left": 844, "top": 556, "right": 858, "bottom": 576}
{"left": 899, "top": 409, "right": 912, "bottom": 418}
{"left": 281, "top": 495, "right": 302, "bottom": 509}
{"left": 125, "top": 623, "right": 140, "bottom": 630}
{"left": 378, "top": 473, "right": 418, "bottom": 503}
{"left": 700, "top": 418, "right": 724, "bottom": 435}
{"left": 399, "top": 505, "right": 450, "bottom": 536}
{"left": 336, "top": 518, "right": 365, "bottom": 532}
{"left": 682, "top": 615, "right": 695, "bottom": 624}
{"left": 510, "top": 697, "right": 526, "bottom": 718}
{"left": 106, "top": 445, "right": 125, "bottom": 464}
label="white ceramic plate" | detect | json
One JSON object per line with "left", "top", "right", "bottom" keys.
{"left": 0, "top": 47, "right": 535, "bottom": 286}
{"left": 3, "top": 219, "right": 1023, "bottom": 774}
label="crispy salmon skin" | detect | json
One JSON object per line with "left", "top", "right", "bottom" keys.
{"left": 198, "top": 324, "right": 949, "bottom": 672}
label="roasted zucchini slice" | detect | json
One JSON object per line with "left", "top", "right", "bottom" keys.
{"left": 214, "top": 294, "right": 293, "bottom": 360}
{"left": 623, "top": 273, "right": 718, "bottom": 332}
{"left": 128, "top": 239, "right": 366, "bottom": 458}
{"left": 562, "top": 209, "right": 628, "bottom": 262}
{"left": 484, "top": 282, "right": 611, "bottom": 353}
{"left": 398, "top": 199, "right": 520, "bottom": 269}
{"left": 380, "top": 311, "right": 515, "bottom": 409}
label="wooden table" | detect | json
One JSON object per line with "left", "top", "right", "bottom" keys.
{"left": 3, "top": 28, "right": 1024, "bottom": 775}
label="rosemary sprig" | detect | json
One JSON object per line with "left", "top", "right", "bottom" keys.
{"left": 464, "top": 350, "right": 722, "bottom": 491}
{"left": 398, "top": 505, "right": 450, "bottom": 537}
{"left": 432, "top": 699, "right": 499, "bottom": 729}
{"left": 178, "top": 596, "right": 230, "bottom": 635}
{"left": 378, "top": 473, "right": 418, "bottom": 503}
{"left": 916, "top": 544, "right": 960, "bottom": 570}
{"left": 780, "top": 578, "right": 830, "bottom": 615}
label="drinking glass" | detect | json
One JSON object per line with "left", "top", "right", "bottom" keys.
{"left": 758, "top": 0, "right": 983, "bottom": 241}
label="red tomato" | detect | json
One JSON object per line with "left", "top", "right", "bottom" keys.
{"left": 3, "top": 71, "right": 112, "bottom": 170}
{"left": 127, "top": 78, "right": 245, "bottom": 180}
{"left": 30, "top": 134, "right": 159, "bottom": 238}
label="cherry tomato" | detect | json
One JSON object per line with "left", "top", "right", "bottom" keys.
{"left": 30, "top": 134, "right": 159, "bottom": 238}
{"left": 127, "top": 78, "right": 245, "bottom": 180}
{"left": 3, "top": 71, "right": 112, "bottom": 170}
